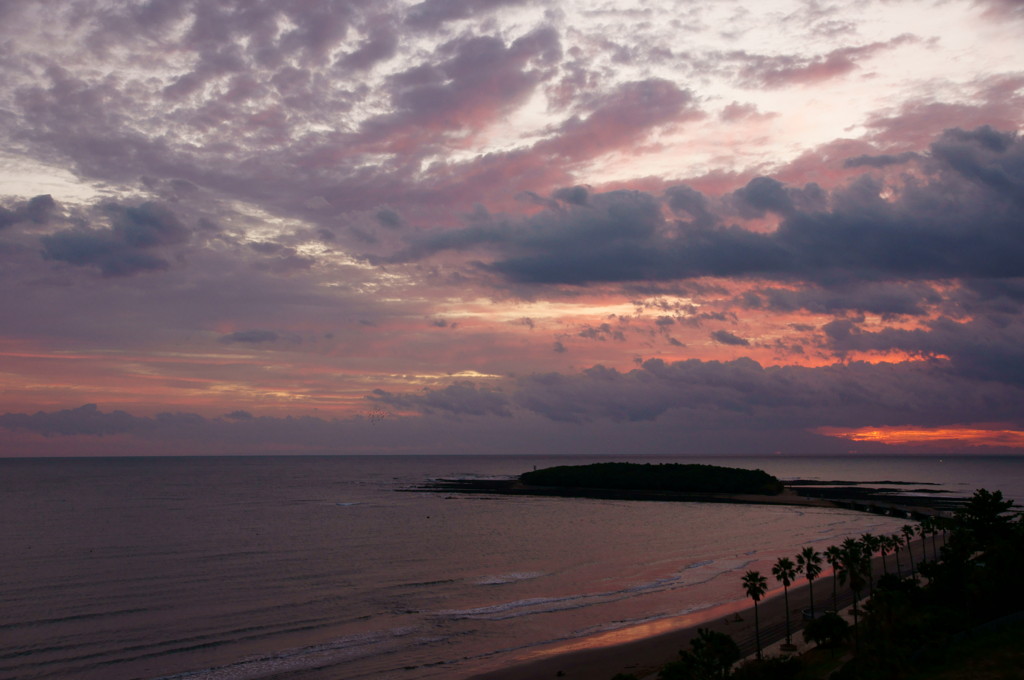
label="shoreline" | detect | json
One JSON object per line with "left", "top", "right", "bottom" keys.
{"left": 405, "top": 479, "right": 965, "bottom": 519}
{"left": 466, "top": 538, "right": 934, "bottom": 680}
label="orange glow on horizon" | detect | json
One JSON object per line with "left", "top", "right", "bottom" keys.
{"left": 817, "top": 425, "right": 1024, "bottom": 449}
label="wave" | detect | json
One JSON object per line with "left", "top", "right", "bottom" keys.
{"left": 473, "top": 571, "right": 546, "bottom": 585}
{"left": 149, "top": 626, "right": 439, "bottom": 680}
{"left": 439, "top": 559, "right": 750, "bottom": 622}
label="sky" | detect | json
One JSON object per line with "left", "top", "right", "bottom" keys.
{"left": 1, "top": 0, "right": 1023, "bottom": 457}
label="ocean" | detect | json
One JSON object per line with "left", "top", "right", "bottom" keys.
{"left": 2, "top": 454, "right": 1021, "bottom": 680}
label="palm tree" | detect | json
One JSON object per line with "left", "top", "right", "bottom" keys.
{"left": 839, "top": 538, "right": 868, "bottom": 650}
{"left": 860, "top": 533, "right": 879, "bottom": 597}
{"left": 901, "top": 524, "right": 917, "bottom": 577}
{"left": 825, "top": 545, "right": 843, "bottom": 611}
{"left": 878, "top": 534, "right": 891, "bottom": 575}
{"left": 839, "top": 538, "right": 868, "bottom": 603}
{"left": 925, "top": 518, "right": 937, "bottom": 561}
{"left": 796, "top": 546, "right": 823, "bottom": 618}
{"left": 772, "top": 556, "right": 799, "bottom": 647}
{"left": 891, "top": 533, "right": 904, "bottom": 578}
{"left": 742, "top": 570, "right": 768, "bottom": 660}
{"left": 916, "top": 522, "right": 931, "bottom": 564}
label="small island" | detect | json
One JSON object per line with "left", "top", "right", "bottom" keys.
{"left": 404, "top": 462, "right": 821, "bottom": 507}
{"left": 520, "top": 462, "right": 783, "bottom": 495}
{"left": 403, "top": 462, "right": 968, "bottom": 517}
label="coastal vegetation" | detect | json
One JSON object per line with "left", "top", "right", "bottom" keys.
{"left": 651, "top": 488, "right": 1023, "bottom": 680}
{"left": 519, "top": 462, "right": 784, "bottom": 495}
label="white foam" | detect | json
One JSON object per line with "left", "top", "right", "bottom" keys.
{"left": 473, "top": 571, "right": 545, "bottom": 585}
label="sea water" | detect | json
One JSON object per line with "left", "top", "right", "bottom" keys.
{"left": 1, "top": 454, "right": 1021, "bottom": 680}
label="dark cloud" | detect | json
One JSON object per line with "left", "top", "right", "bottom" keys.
{"left": 710, "top": 329, "right": 750, "bottom": 346}
{"left": 406, "top": 0, "right": 529, "bottom": 31}
{"left": 375, "top": 208, "right": 403, "bottom": 229}
{"left": 0, "top": 403, "right": 140, "bottom": 436}
{"left": 370, "top": 382, "right": 510, "bottom": 417}
{"left": 929, "top": 125, "right": 1024, "bottom": 206}
{"left": 378, "top": 127, "right": 1024, "bottom": 288}
{"left": 378, "top": 357, "right": 1024, "bottom": 430}
{"left": 744, "top": 282, "right": 942, "bottom": 317}
{"left": 39, "top": 200, "right": 189, "bottom": 277}
{"left": 0, "top": 194, "right": 57, "bottom": 230}
{"left": 578, "top": 323, "right": 625, "bottom": 342}
{"left": 41, "top": 229, "right": 171, "bottom": 277}
{"left": 107, "top": 202, "right": 190, "bottom": 247}
{"left": 843, "top": 151, "right": 918, "bottom": 168}
{"left": 220, "top": 329, "right": 279, "bottom": 343}
{"left": 552, "top": 185, "right": 589, "bottom": 206}
{"left": 823, "top": 314, "right": 1024, "bottom": 387}
{"left": 665, "top": 185, "right": 716, "bottom": 228}
{"left": 381, "top": 188, "right": 662, "bottom": 266}
{"left": 733, "top": 176, "right": 796, "bottom": 217}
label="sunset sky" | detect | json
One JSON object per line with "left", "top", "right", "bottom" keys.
{"left": 1, "top": 0, "right": 1023, "bottom": 456}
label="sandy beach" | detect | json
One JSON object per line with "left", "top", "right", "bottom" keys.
{"left": 469, "top": 536, "right": 933, "bottom": 680}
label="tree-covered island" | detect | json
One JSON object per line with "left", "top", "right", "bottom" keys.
{"left": 519, "top": 462, "right": 784, "bottom": 496}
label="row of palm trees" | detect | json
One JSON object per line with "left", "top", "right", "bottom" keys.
{"left": 739, "top": 519, "right": 945, "bottom": 659}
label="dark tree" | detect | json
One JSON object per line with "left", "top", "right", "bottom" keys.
{"left": 742, "top": 570, "right": 768, "bottom": 660}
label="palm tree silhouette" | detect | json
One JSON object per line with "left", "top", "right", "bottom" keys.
{"left": 901, "top": 524, "right": 917, "bottom": 577}
{"left": 772, "top": 556, "right": 799, "bottom": 647}
{"left": 742, "top": 570, "right": 768, "bottom": 660}
{"left": 839, "top": 538, "right": 868, "bottom": 650}
{"left": 796, "top": 546, "right": 823, "bottom": 618}
{"left": 919, "top": 519, "right": 938, "bottom": 562}
{"left": 860, "top": 533, "right": 879, "bottom": 597}
{"left": 891, "top": 533, "right": 904, "bottom": 578}
{"left": 824, "top": 545, "right": 843, "bottom": 611}
{"left": 878, "top": 534, "right": 892, "bottom": 575}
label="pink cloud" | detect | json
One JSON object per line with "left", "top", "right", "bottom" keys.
{"left": 737, "top": 35, "right": 917, "bottom": 88}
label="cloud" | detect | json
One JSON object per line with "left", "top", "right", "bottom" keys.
{"left": 41, "top": 229, "right": 171, "bottom": 277}
{"left": 823, "top": 314, "right": 1024, "bottom": 387}
{"left": 737, "top": 35, "right": 917, "bottom": 88}
{"left": 373, "top": 126, "right": 1024, "bottom": 288}
{"left": 0, "top": 194, "right": 57, "bottom": 229}
{"left": 534, "top": 79, "right": 699, "bottom": 162}
{"left": 40, "top": 200, "right": 189, "bottom": 277}
{"left": 843, "top": 151, "right": 919, "bottom": 168}
{"left": 0, "top": 403, "right": 140, "bottom": 436}
{"left": 710, "top": 329, "right": 750, "bottom": 346}
{"left": 370, "top": 382, "right": 510, "bottom": 417}
{"left": 378, "top": 357, "right": 1024, "bottom": 431}
{"left": 361, "top": 27, "right": 562, "bottom": 150}
{"left": 338, "top": 23, "right": 399, "bottom": 71}
{"left": 406, "top": 0, "right": 529, "bottom": 31}
{"left": 1, "top": 2, "right": 1022, "bottom": 460}
{"left": 6, "top": 352, "right": 1024, "bottom": 455}
{"left": 743, "top": 281, "right": 942, "bottom": 317}
{"left": 220, "top": 329, "right": 280, "bottom": 344}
